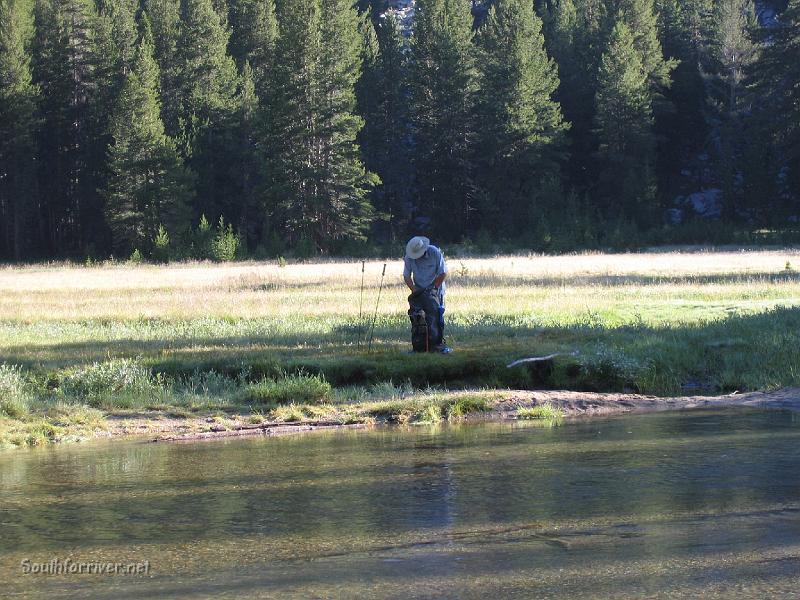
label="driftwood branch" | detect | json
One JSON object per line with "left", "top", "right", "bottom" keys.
{"left": 506, "top": 351, "right": 579, "bottom": 368}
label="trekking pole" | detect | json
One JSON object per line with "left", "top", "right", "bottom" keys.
{"left": 368, "top": 263, "right": 387, "bottom": 353}
{"left": 357, "top": 261, "right": 365, "bottom": 348}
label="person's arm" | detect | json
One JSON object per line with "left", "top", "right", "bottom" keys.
{"left": 433, "top": 250, "right": 448, "bottom": 289}
{"left": 403, "top": 258, "right": 415, "bottom": 291}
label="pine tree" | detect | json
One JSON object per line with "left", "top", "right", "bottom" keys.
{"left": 228, "top": 0, "right": 277, "bottom": 98}
{"left": 409, "top": 0, "right": 478, "bottom": 240}
{"left": 357, "top": 13, "right": 413, "bottom": 243}
{"left": 228, "top": 61, "right": 263, "bottom": 246}
{"left": 751, "top": 0, "right": 800, "bottom": 213}
{"left": 144, "top": 0, "right": 181, "bottom": 134}
{"left": 175, "top": 0, "right": 238, "bottom": 133}
{"left": 0, "top": 0, "right": 39, "bottom": 259}
{"left": 546, "top": 0, "right": 604, "bottom": 193}
{"left": 709, "top": 0, "right": 757, "bottom": 116}
{"left": 99, "top": 0, "right": 137, "bottom": 75}
{"left": 265, "top": 0, "right": 375, "bottom": 252}
{"left": 174, "top": 0, "right": 239, "bottom": 220}
{"left": 652, "top": 0, "right": 708, "bottom": 199}
{"left": 477, "top": 0, "right": 569, "bottom": 235}
{"left": 706, "top": 0, "right": 758, "bottom": 218}
{"left": 612, "top": 0, "right": 677, "bottom": 96}
{"left": 31, "top": 0, "right": 114, "bottom": 255}
{"left": 594, "top": 20, "right": 657, "bottom": 223}
{"left": 104, "top": 16, "right": 194, "bottom": 254}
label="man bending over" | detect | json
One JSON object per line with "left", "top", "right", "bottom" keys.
{"left": 403, "top": 236, "right": 451, "bottom": 353}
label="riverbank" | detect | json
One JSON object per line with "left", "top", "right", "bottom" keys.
{"left": 3, "top": 386, "right": 799, "bottom": 449}
{"left": 3, "top": 249, "right": 800, "bottom": 448}
{"left": 84, "top": 387, "right": 800, "bottom": 445}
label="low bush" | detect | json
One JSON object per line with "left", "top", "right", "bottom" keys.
{"left": 58, "top": 359, "right": 166, "bottom": 409}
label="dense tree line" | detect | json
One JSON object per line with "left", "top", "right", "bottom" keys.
{"left": 0, "top": 0, "right": 798, "bottom": 259}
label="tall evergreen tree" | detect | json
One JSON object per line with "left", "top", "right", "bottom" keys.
{"left": 707, "top": 0, "right": 758, "bottom": 218}
{"left": 477, "top": 0, "right": 569, "bottom": 235}
{"left": 612, "top": 0, "right": 677, "bottom": 96}
{"left": 409, "top": 0, "right": 478, "bottom": 240}
{"left": 709, "top": 0, "right": 757, "bottom": 116}
{"left": 144, "top": 0, "right": 181, "bottom": 133}
{"left": 265, "top": 0, "right": 375, "bottom": 252}
{"left": 357, "top": 13, "right": 413, "bottom": 243}
{"left": 104, "top": 16, "right": 194, "bottom": 254}
{"left": 0, "top": 0, "right": 39, "bottom": 259}
{"left": 228, "top": 0, "right": 277, "bottom": 98}
{"left": 228, "top": 60, "right": 263, "bottom": 246}
{"left": 31, "top": 0, "right": 114, "bottom": 255}
{"left": 545, "top": 0, "right": 604, "bottom": 193}
{"left": 652, "top": 0, "right": 708, "bottom": 198}
{"left": 751, "top": 0, "right": 800, "bottom": 213}
{"left": 594, "top": 20, "right": 657, "bottom": 223}
{"left": 174, "top": 0, "right": 239, "bottom": 220}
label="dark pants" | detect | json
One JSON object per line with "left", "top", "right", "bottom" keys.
{"left": 408, "top": 288, "right": 445, "bottom": 347}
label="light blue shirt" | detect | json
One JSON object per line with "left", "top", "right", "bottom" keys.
{"left": 403, "top": 245, "right": 447, "bottom": 293}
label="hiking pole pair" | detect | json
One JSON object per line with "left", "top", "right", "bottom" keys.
{"left": 357, "top": 262, "right": 386, "bottom": 352}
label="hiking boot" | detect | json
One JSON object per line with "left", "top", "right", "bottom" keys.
{"left": 435, "top": 345, "right": 452, "bottom": 354}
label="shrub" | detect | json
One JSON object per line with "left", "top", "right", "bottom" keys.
{"left": 58, "top": 359, "right": 164, "bottom": 408}
{"left": 0, "top": 364, "right": 33, "bottom": 418}
{"left": 241, "top": 373, "right": 332, "bottom": 406}
{"left": 128, "top": 248, "right": 143, "bottom": 264}
{"left": 152, "top": 224, "right": 171, "bottom": 262}
{"left": 212, "top": 216, "right": 239, "bottom": 262}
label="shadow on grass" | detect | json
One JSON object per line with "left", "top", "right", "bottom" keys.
{"left": 3, "top": 307, "right": 800, "bottom": 395}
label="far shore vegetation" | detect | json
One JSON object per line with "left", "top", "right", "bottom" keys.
{"left": 2, "top": 248, "right": 800, "bottom": 448}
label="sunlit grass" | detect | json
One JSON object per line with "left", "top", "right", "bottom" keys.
{"left": 517, "top": 403, "right": 563, "bottom": 421}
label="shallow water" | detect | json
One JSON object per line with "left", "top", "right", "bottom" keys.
{"left": 2, "top": 409, "right": 800, "bottom": 598}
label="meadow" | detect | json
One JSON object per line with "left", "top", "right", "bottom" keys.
{"left": 2, "top": 248, "right": 800, "bottom": 447}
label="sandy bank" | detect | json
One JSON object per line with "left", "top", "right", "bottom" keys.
{"left": 124, "top": 387, "right": 800, "bottom": 444}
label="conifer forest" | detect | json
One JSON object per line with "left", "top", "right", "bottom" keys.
{"left": 0, "top": 0, "right": 798, "bottom": 259}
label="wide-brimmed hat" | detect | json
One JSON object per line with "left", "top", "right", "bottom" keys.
{"left": 405, "top": 236, "right": 430, "bottom": 259}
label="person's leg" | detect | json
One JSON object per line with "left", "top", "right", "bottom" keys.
{"left": 438, "top": 293, "right": 445, "bottom": 346}
{"left": 419, "top": 290, "right": 441, "bottom": 349}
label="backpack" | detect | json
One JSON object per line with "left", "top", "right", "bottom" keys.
{"left": 409, "top": 307, "right": 429, "bottom": 352}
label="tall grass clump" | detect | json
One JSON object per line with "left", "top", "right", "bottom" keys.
{"left": 446, "top": 395, "right": 490, "bottom": 419}
{"left": 0, "top": 364, "right": 34, "bottom": 418}
{"left": 58, "top": 359, "right": 166, "bottom": 409}
{"left": 241, "top": 373, "right": 332, "bottom": 406}
{"left": 517, "top": 403, "right": 563, "bottom": 421}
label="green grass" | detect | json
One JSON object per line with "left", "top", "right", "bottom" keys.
{"left": 517, "top": 403, "right": 563, "bottom": 421}
{"left": 240, "top": 373, "right": 332, "bottom": 406}
{"left": 2, "top": 250, "right": 800, "bottom": 447}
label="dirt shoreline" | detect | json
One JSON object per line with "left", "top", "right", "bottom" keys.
{"left": 106, "top": 387, "right": 800, "bottom": 444}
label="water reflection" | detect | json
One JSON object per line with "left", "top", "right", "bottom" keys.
{"left": 1, "top": 408, "right": 799, "bottom": 598}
